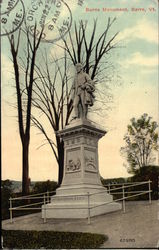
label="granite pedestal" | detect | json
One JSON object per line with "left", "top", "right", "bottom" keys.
{"left": 42, "top": 119, "right": 121, "bottom": 219}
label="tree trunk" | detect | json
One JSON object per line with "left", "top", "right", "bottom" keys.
{"left": 22, "top": 140, "right": 30, "bottom": 195}
{"left": 56, "top": 136, "right": 64, "bottom": 186}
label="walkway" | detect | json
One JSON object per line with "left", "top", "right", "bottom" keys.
{"left": 2, "top": 201, "right": 159, "bottom": 248}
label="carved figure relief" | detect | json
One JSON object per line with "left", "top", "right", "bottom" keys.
{"left": 85, "top": 156, "right": 97, "bottom": 172}
{"left": 66, "top": 158, "right": 81, "bottom": 172}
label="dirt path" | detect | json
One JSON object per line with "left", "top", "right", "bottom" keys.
{"left": 2, "top": 201, "right": 159, "bottom": 248}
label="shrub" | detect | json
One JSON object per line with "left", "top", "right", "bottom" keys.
{"left": 2, "top": 180, "right": 58, "bottom": 220}
{"left": 129, "top": 165, "right": 159, "bottom": 200}
{"left": 2, "top": 230, "right": 108, "bottom": 249}
{"left": 101, "top": 166, "right": 159, "bottom": 201}
{"left": 101, "top": 177, "right": 126, "bottom": 186}
{"left": 1, "top": 180, "right": 13, "bottom": 220}
{"left": 32, "top": 180, "right": 58, "bottom": 194}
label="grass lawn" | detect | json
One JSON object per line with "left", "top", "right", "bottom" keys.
{"left": 2, "top": 230, "right": 108, "bottom": 249}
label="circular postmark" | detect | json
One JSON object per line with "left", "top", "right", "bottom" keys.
{"left": 0, "top": 0, "right": 25, "bottom": 36}
{"left": 0, "top": 0, "right": 19, "bottom": 15}
{"left": 26, "top": 0, "right": 72, "bottom": 43}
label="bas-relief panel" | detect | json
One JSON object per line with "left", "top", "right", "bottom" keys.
{"left": 65, "top": 147, "right": 81, "bottom": 173}
{"left": 84, "top": 147, "right": 97, "bottom": 173}
{"left": 65, "top": 145, "right": 98, "bottom": 175}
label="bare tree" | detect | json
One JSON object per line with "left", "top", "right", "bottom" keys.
{"left": 8, "top": 25, "right": 43, "bottom": 194}
{"left": 32, "top": 52, "right": 73, "bottom": 185}
{"left": 61, "top": 18, "right": 119, "bottom": 81}
{"left": 61, "top": 18, "right": 120, "bottom": 117}
{"left": 32, "top": 18, "right": 119, "bottom": 185}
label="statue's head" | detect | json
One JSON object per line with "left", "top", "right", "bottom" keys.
{"left": 75, "top": 63, "right": 83, "bottom": 73}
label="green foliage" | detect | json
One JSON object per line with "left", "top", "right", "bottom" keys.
{"left": 120, "top": 113, "right": 158, "bottom": 174}
{"left": 2, "top": 230, "right": 107, "bottom": 249}
{"left": 10, "top": 180, "right": 22, "bottom": 192}
{"left": 129, "top": 165, "right": 159, "bottom": 200}
{"left": 101, "top": 166, "right": 159, "bottom": 201}
{"left": 12, "top": 180, "right": 58, "bottom": 219}
{"left": 32, "top": 180, "right": 58, "bottom": 193}
{"left": 100, "top": 177, "right": 127, "bottom": 200}
{"left": 1, "top": 180, "right": 13, "bottom": 220}
{"left": 101, "top": 177, "right": 126, "bottom": 186}
{"left": 2, "top": 180, "right": 58, "bottom": 220}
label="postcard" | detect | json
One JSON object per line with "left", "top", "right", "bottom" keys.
{"left": 1, "top": 0, "right": 158, "bottom": 249}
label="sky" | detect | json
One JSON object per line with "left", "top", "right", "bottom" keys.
{"left": 1, "top": 0, "right": 159, "bottom": 182}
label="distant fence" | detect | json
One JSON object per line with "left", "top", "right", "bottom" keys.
{"left": 9, "top": 180, "right": 152, "bottom": 224}
{"left": 9, "top": 190, "right": 56, "bottom": 223}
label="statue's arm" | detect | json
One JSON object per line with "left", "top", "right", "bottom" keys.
{"left": 85, "top": 73, "right": 95, "bottom": 92}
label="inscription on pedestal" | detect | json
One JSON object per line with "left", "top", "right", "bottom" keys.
{"left": 54, "top": 196, "right": 86, "bottom": 201}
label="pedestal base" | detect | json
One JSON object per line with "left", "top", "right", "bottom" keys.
{"left": 42, "top": 184, "right": 122, "bottom": 219}
{"left": 42, "top": 119, "right": 122, "bottom": 219}
{"left": 42, "top": 203, "right": 121, "bottom": 219}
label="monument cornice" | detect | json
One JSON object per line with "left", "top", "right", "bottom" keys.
{"left": 57, "top": 122, "right": 107, "bottom": 139}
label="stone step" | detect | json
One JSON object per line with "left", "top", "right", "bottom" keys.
{"left": 42, "top": 202, "right": 122, "bottom": 219}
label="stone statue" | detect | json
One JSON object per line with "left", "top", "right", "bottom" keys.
{"left": 71, "top": 63, "right": 95, "bottom": 119}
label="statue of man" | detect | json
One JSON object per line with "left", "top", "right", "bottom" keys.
{"left": 71, "top": 63, "right": 95, "bottom": 119}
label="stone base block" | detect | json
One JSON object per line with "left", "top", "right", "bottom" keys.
{"left": 42, "top": 186, "right": 122, "bottom": 219}
{"left": 42, "top": 201, "right": 121, "bottom": 219}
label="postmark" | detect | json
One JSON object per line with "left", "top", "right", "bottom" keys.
{"left": 0, "top": 0, "right": 25, "bottom": 36}
{"left": 0, "top": 0, "right": 19, "bottom": 15}
{"left": 26, "top": 0, "right": 72, "bottom": 43}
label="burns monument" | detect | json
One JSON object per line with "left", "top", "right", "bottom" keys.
{"left": 42, "top": 63, "right": 121, "bottom": 219}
